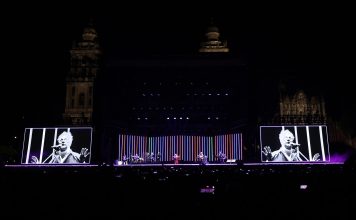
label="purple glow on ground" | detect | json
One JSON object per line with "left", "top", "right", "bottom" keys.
{"left": 329, "top": 152, "right": 349, "bottom": 163}
{"left": 5, "top": 164, "right": 98, "bottom": 167}
{"left": 244, "top": 162, "right": 344, "bottom": 165}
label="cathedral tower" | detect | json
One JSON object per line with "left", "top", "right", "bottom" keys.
{"left": 63, "top": 23, "right": 101, "bottom": 125}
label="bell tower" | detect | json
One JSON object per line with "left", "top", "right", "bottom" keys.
{"left": 63, "top": 22, "right": 101, "bottom": 125}
{"left": 199, "top": 19, "right": 229, "bottom": 53}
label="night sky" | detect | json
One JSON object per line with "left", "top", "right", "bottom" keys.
{"left": 2, "top": 3, "right": 354, "bottom": 146}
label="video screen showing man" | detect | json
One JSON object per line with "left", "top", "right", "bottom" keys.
{"left": 22, "top": 127, "right": 92, "bottom": 164}
{"left": 260, "top": 126, "right": 330, "bottom": 162}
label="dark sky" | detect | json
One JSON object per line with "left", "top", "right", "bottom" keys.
{"left": 2, "top": 3, "right": 354, "bottom": 144}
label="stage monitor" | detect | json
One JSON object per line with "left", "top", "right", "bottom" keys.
{"left": 260, "top": 125, "right": 330, "bottom": 162}
{"left": 21, "top": 127, "right": 92, "bottom": 164}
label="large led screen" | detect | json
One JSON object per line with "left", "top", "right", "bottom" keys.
{"left": 260, "top": 125, "right": 330, "bottom": 162}
{"left": 22, "top": 127, "right": 92, "bottom": 164}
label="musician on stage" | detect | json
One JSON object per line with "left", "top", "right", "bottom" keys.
{"left": 217, "top": 151, "right": 226, "bottom": 163}
{"left": 122, "top": 154, "right": 128, "bottom": 165}
{"left": 173, "top": 153, "right": 180, "bottom": 164}
{"left": 197, "top": 152, "right": 204, "bottom": 162}
{"left": 197, "top": 152, "right": 208, "bottom": 165}
{"left": 132, "top": 154, "right": 140, "bottom": 163}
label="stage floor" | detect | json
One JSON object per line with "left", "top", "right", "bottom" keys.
{"left": 4, "top": 161, "right": 344, "bottom": 168}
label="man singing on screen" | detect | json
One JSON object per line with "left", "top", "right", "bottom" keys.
{"left": 32, "top": 131, "right": 90, "bottom": 164}
{"left": 262, "top": 129, "right": 320, "bottom": 162}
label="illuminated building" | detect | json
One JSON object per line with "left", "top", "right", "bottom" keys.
{"left": 63, "top": 23, "right": 101, "bottom": 125}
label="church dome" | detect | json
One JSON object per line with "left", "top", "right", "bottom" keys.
{"left": 82, "top": 27, "right": 97, "bottom": 41}
{"left": 206, "top": 25, "right": 219, "bottom": 33}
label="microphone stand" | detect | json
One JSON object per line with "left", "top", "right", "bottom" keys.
{"left": 42, "top": 149, "right": 56, "bottom": 163}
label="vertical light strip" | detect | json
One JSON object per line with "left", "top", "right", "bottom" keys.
{"left": 223, "top": 134, "right": 231, "bottom": 158}
{"left": 119, "top": 135, "right": 122, "bottom": 159}
{"left": 124, "top": 135, "right": 127, "bottom": 157}
{"left": 191, "top": 136, "right": 193, "bottom": 161}
{"left": 319, "top": 126, "right": 326, "bottom": 161}
{"left": 25, "top": 128, "right": 33, "bottom": 164}
{"left": 191, "top": 136, "right": 194, "bottom": 161}
{"left": 129, "top": 135, "right": 132, "bottom": 154}
{"left": 118, "top": 135, "right": 120, "bottom": 159}
{"left": 214, "top": 136, "right": 218, "bottom": 159}
{"left": 217, "top": 136, "right": 220, "bottom": 158}
{"left": 176, "top": 135, "right": 178, "bottom": 156}
{"left": 192, "top": 136, "right": 195, "bottom": 161}
{"left": 136, "top": 135, "right": 138, "bottom": 156}
{"left": 202, "top": 136, "right": 205, "bottom": 157}
{"left": 207, "top": 136, "right": 211, "bottom": 160}
{"left": 230, "top": 134, "right": 234, "bottom": 160}
{"left": 325, "top": 126, "right": 331, "bottom": 161}
{"left": 148, "top": 136, "right": 150, "bottom": 154}
{"left": 235, "top": 134, "right": 238, "bottom": 160}
{"left": 188, "top": 135, "right": 190, "bottom": 161}
{"left": 142, "top": 136, "right": 144, "bottom": 157}
{"left": 228, "top": 134, "right": 231, "bottom": 159}
{"left": 129, "top": 135, "right": 131, "bottom": 157}
{"left": 127, "top": 135, "right": 130, "bottom": 155}
{"left": 228, "top": 134, "right": 231, "bottom": 160}
{"left": 229, "top": 134, "right": 231, "bottom": 160}
{"left": 211, "top": 137, "right": 214, "bottom": 162}
{"left": 183, "top": 136, "right": 185, "bottom": 161}
{"left": 165, "top": 136, "right": 168, "bottom": 161}
{"left": 188, "top": 135, "right": 191, "bottom": 161}
{"left": 239, "top": 134, "right": 243, "bottom": 160}
{"left": 136, "top": 136, "right": 139, "bottom": 156}
{"left": 240, "top": 133, "right": 242, "bottom": 160}
{"left": 232, "top": 134, "right": 235, "bottom": 160}
{"left": 306, "top": 126, "right": 312, "bottom": 161}
{"left": 124, "top": 135, "right": 126, "bottom": 158}
{"left": 198, "top": 136, "right": 201, "bottom": 154}
{"left": 127, "top": 135, "right": 131, "bottom": 154}
{"left": 162, "top": 136, "right": 169, "bottom": 160}
{"left": 233, "top": 134, "right": 236, "bottom": 160}
{"left": 234, "top": 134, "right": 237, "bottom": 160}
{"left": 216, "top": 136, "right": 219, "bottom": 158}
{"left": 224, "top": 135, "right": 227, "bottom": 159}
{"left": 180, "top": 135, "right": 182, "bottom": 160}
{"left": 140, "top": 136, "right": 143, "bottom": 156}
{"left": 148, "top": 137, "right": 151, "bottom": 159}
{"left": 39, "top": 128, "right": 46, "bottom": 163}
{"left": 53, "top": 128, "right": 58, "bottom": 148}
{"left": 120, "top": 134, "right": 123, "bottom": 160}
{"left": 223, "top": 135, "right": 225, "bottom": 158}
{"left": 294, "top": 126, "right": 299, "bottom": 144}
{"left": 191, "top": 135, "right": 194, "bottom": 161}
{"left": 174, "top": 135, "right": 177, "bottom": 155}
{"left": 184, "top": 135, "right": 186, "bottom": 160}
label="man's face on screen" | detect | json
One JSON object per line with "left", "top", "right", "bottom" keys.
{"left": 280, "top": 130, "right": 294, "bottom": 149}
{"left": 57, "top": 132, "right": 73, "bottom": 151}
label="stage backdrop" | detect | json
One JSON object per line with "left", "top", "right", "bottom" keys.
{"left": 117, "top": 133, "right": 243, "bottom": 162}
{"left": 22, "top": 127, "right": 92, "bottom": 164}
{"left": 260, "top": 125, "right": 330, "bottom": 162}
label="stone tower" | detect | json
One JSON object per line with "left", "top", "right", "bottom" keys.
{"left": 63, "top": 22, "right": 101, "bottom": 125}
